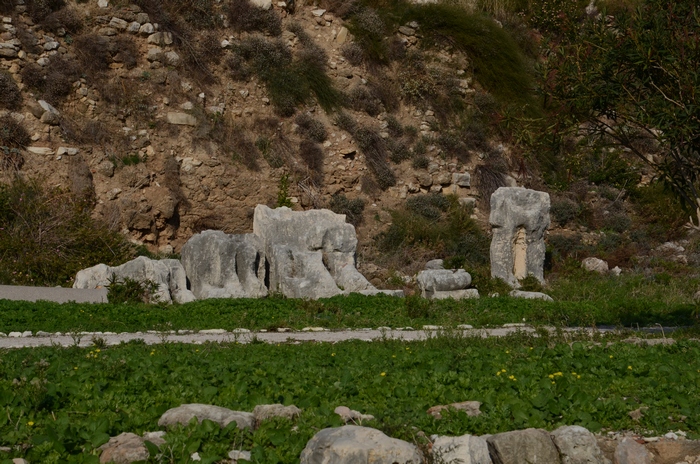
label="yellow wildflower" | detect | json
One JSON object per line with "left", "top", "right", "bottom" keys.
{"left": 27, "top": 421, "right": 34, "bottom": 426}
{"left": 380, "top": 372, "right": 386, "bottom": 376}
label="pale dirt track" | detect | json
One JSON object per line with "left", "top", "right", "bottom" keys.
{"left": 0, "top": 327, "right": 678, "bottom": 349}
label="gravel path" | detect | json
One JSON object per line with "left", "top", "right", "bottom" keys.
{"left": 0, "top": 326, "right": 677, "bottom": 349}
{"left": 0, "top": 285, "right": 107, "bottom": 303}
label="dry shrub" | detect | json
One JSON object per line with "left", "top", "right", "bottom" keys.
{"left": 113, "top": 35, "right": 139, "bottom": 69}
{"left": 16, "top": 25, "right": 41, "bottom": 54}
{"left": 335, "top": 111, "right": 358, "bottom": 134}
{"left": 328, "top": 194, "right": 365, "bottom": 226}
{"left": 225, "top": 52, "right": 252, "bottom": 81}
{"left": 21, "top": 56, "right": 80, "bottom": 106}
{"left": 355, "top": 127, "right": 395, "bottom": 189}
{"left": 0, "top": 116, "right": 30, "bottom": 149}
{"left": 341, "top": 43, "right": 364, "bottom": 66}
{"left": 299, "top": 139, "right": 324, "bottom": 184}
{"left": 348, "top": 86, "right": 382, "bottom": 116}
{"left": 42, "top": 6, "right": 83, "bottom": 33}
{"left": 68, "top": 155, "right": 95, "bottom": 204}
{"left": 0, "top": 72, "right": 22, "bottom": 111}
{"left": 295, "top": 113, "right": 327, "bottom": 143}
{"left": 319, "top": 0, "right": 357, "bottom": 18}
{"left": 368, "top": 76, "right": 399, "bottom": 113}
{"left": 26, "top": 0, "right": 65, "bottom": 22}
{"left": 474, "top": 157, "right": 507, "bottom": 208}
{"left": 228, "top": 0, "right": 282, "bottom": 36}
{"left": 0, "top": 0, "right": 14, "bottom": 15}
{"left": 74, "top": 34, "right": 112, "bottom": 77}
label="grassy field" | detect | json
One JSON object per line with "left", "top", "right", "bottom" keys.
{"left": 1, "top": 269, "right": 698, "bottom": 334}
{"left": 0, "top": 334, "right": 698, "bottom": 462}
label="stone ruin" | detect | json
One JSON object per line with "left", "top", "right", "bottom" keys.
{"left": 75, "top": 205, "right": 402, "bottom": 301}
{"left": 74, "top": 256, "right": 196, "bottom": 304}
{"left": 416, "top": 259, "right": 479, "bottom": 300}
{"left": 489, "top": 187, "right": 550, "bottom": 288}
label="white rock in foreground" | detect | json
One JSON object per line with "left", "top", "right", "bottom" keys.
{"left": 300, "top": 426, "right": 422, "bottom": 464}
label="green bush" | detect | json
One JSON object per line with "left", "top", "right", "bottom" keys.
{"left": 406, "top": 193, "right": 451, "bottom": 220}
{"left": 378, "top": 195, "right": 489, "bottom": 273}
{"left": 328, "top": 194, "right": 365, "bottom": 226}
{"left": 406, "top": 3, "right": 535, "bottom": 109}
{"left": 237, "top": 35, "right": 341, "bottom": 116}
{"left": 550, "top": 197, "right": 581, "bottom": 226}
{"left": 107, "top": 274, "right": 158, "bottom": 304}
{"left": 0, "top": 177, "right": 135, "bottom": 286}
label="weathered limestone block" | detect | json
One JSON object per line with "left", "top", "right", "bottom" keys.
{"left": 551, "top": 425, "right": 610, "bottom": 464}
{"left": 180, "top": 230, "right": 267, "bottom": 299}
{"left": 417, "top": 269, "right": 472, "bottom": 298}
{"left": 432, "top": 434, "right": 492, "bottom": 464}
{"left": 253, "top": 205, "right": 376, "bottom": 298}
{"left": 490, "top": 187, "right": 550, "bottom": 287}
{"left": 158, "top": 404, "right": 254, "bottom": 429}
{"left": 487, "top": 428, "right": 561, "bottom": 464}
{"left": 73, "top": 256, "right": 195, "bottom": 304}
{"left": 300, "top": 426, "right": 423, "bottom": 464}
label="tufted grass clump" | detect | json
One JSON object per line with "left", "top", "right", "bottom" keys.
{"left": 0, "top": 116, "right": 30, "bottom": 150}
{"left": 295, "top": 113, "right": 327, "bottom": 143}
{"left": 355, "top": 127, "right": 396, "bottom": 190}
{"left": 237, "top": 35, "right": 342, "bottom": 116}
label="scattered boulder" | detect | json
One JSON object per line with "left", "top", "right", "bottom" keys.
{"left": 509, "top": 290, "right": 553, "bottom": 302}
{"left": 299, "top": 426, "right": 423, "bottom": 464}
{"left": 490, "top": 187, "right": 550, "bottom": 287}
{"left": 427, "top": 401, "right": 481, "bottom": 419}
{"left": 334, "top": 406, "right": 375, "bottom": 423}
{"left": 158, "top": 404, "right": 254, "bottom": 429}
{"left": 487, "top": 428, "right": 561, "bottom": 464}
{"left": 181, "top": 230, "right": 267, "bottom": 299}
{"left": 166, "top": 112, "right": 197, "bottom": 126}
{"left": 432, "top": 434, "right": 492, "bottom": 464}
{"left": 98, "top": 432, "right": 150, "bottom": 464}
{"left": 431, "top": 288, "right": 480, "bottom": 300}
{"left": 614, "top": 438, "right": 652, "bottom": 464}
{"left": 551, "top": 425, "right": 610, "bottom": 464}
{"left": 425, "top": 259, "right": 444, "bottom": 270}
{"left": 582, "top": 257, "right": 609, "bottom": 274}
{"left": 73, "top": 256, "right": 195, "bottom": 304}
{"left": 253, "top": 404, "right": 302, "bottom": 423}
{"left": 452, "top": 172, "right": 471, "bottom": 187}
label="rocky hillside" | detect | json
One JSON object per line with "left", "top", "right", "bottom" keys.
{"left": 2, "top": 0, "right": 697, "bottom": 289}
{"left": 0, "top": 0, "right": 503, "bottom": 252}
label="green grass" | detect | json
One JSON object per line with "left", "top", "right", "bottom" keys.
{"left": 1, "top": 275, "right": 698, "bottom": 334}
{"left": 1, "top": 336, "right": 698, "bottom": 462}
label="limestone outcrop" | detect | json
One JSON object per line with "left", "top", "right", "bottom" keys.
{"left": 489, "top": 187, "right": 550, "bottom": 287}
{"left": 73, "top": 256, "right": 195, "bottom": 304}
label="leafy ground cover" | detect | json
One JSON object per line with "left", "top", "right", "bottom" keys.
{"left": 1, "top": 335, "right": 698, "bottom": 462}
{"left": 1, "top": 270, "right": 699, "bottom": 334}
